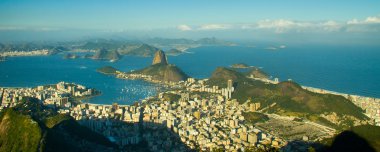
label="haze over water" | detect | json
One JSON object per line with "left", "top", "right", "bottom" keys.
{"left": 0, "top": 45, "right": 379, "bottom": 105}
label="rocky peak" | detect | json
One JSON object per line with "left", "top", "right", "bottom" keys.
{"left": 152, "top": 50, "right": 168, "bottom": 65}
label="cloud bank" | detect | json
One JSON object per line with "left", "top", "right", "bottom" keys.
{"left": 177, "top": 15, "right": 380, "bottom": 33}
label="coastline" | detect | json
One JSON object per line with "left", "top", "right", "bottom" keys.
{"left": 249, "top": 76, "right": 380, "bottom": 101}
{"left": 302, "top": 86, "right": 380, "bottom": 102}
{"left": 249, "top": 76, "right": 380, "bottom": 126}
{"left": 0, "top": 49, "right": 51, "bottom": 57}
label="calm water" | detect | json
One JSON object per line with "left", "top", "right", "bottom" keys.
{"left": 0, "top": 55, "right": 159, "bottom": 105}
{"left": 171, "top": 45, "right": 380, "bottom": 98}
{"left": 0, "top": 45, "right": 379, "bottom": 105}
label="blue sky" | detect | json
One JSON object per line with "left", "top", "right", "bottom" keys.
{"left": 1, "top": 0, "right": 380, "bottom": 43}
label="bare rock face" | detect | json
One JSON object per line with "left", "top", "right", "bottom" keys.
{"left": 152, "top": 50, "right": 168, "bottom": 65}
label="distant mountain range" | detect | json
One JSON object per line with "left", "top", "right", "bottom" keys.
{"left": 92, "top": 49, "right": 121, "bottom": 61}
{"left": 165, "top": 48, "right": 183, "bottom": 56}
{"left": 121, "top": 44, "right": 160, "bottom": 57}
{"left": 0, "top": 37, "right": 236, "bottom": 58}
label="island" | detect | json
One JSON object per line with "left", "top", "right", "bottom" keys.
{"left": 92, "top": 49, "right": 121, "bottom": 61}
{"left": 96, "top": 66, "right": 118, "bottom": 75}
{"left": 107, "top": 50, "right": 189, "bottom": 83}
{"left": 165, "top": 48, "right": 184, "bottom": 56}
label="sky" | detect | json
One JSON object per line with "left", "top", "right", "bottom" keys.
{"left": 1, "top": 0, "right": 380, "bottom": 44}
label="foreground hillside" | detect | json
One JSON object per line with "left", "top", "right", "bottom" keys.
{"left": 321, "top": 125, "right": 380, "bottom": 152}
{"left": 207, "top": 67, "right": 369, "bottom": 129}
{"left": 0, "top": 97, "right": 116, "bottom": 152}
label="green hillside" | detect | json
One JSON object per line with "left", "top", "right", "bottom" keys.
{"left": 207, "top": 67, "right": 369, "bottom": 129}
{"left": 245, "top": 67, "right": 269, "bottom": 79}
{"left": 0, "top": 109, "right": 42, "bottom": 152}
{"left": 349, "top": 125, "right": 380, "bottom": 151}
{"left": 321, "top": 125, "right": 380, "bottom": 152}
{"left": 0, "top": 97, "right": 116, "bottom": 152}
{"left": 242, "top": 112, "right": 269, "bottom": 124}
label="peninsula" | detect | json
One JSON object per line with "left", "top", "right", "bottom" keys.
{"left": 101, "top": 50, "right": 189, "bottom": 83}
{"left": 96, "top": 66, "right": 119, "bottom": 75}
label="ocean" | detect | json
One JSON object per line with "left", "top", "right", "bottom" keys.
{"left": 0, "top": 45, "right": 379, "bottom": 105}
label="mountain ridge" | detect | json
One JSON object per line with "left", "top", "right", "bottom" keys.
{"left": 207, "top": 67, "right": 369, "bottom": 129}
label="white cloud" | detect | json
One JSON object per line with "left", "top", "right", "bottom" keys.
{"left": 320, "top": 20, "right": 342, "bottom": 32}
{"left": 347, "top": 16, "right": 380, "bottom": 24}
{"left": 176, "top": 15, "right": 380, "bottom": 34}
{"left": 347, "top": 19, "right": 359, "bottom": 25}
{"left": 177, "top": 24, "right": 192, "bottom": 31}
{"left": 365, "top": 16, "right": 380, "bottom": 23}
{"left": 345, "top": 16, "right": 380, "bottom": 32}
{"left": 249, "top": 19, "right": 323, "bottom": 33}
{"left": 241, "top": 19, "right": 347, "bottom": 33}
{"left": 257, "top": 19, "right": 294, "bottom": 29}
{"left": 198, "top": 24, "right": 231, "bottom": 30}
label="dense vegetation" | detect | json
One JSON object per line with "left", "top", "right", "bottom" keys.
{"left": 245, "top": 67, "right": 269, "bottom": 79}
{"left": 0, "top": 97, "right": 116, "bottom": 152}
{"left": 242, "top": 112, "right": 270, "bottom": 124}
{"left": 321, "top": 125, "right": 380, "bottom": 152}
{"left": 207, "top": 67, "right": 369, "bottom": 128}
{"left": 0, "top": 108, "right": 42, "bottom": 152}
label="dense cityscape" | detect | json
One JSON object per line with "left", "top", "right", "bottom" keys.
{"left": 1, "top": 1, "right": 380, "bottom": 152}
{"left": 1, "top": 65, "right": 379, "bottom": 151}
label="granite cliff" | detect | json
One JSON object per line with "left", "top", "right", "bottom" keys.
{"left": 152, "top": 50, "right": 168, "bottom": 65}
